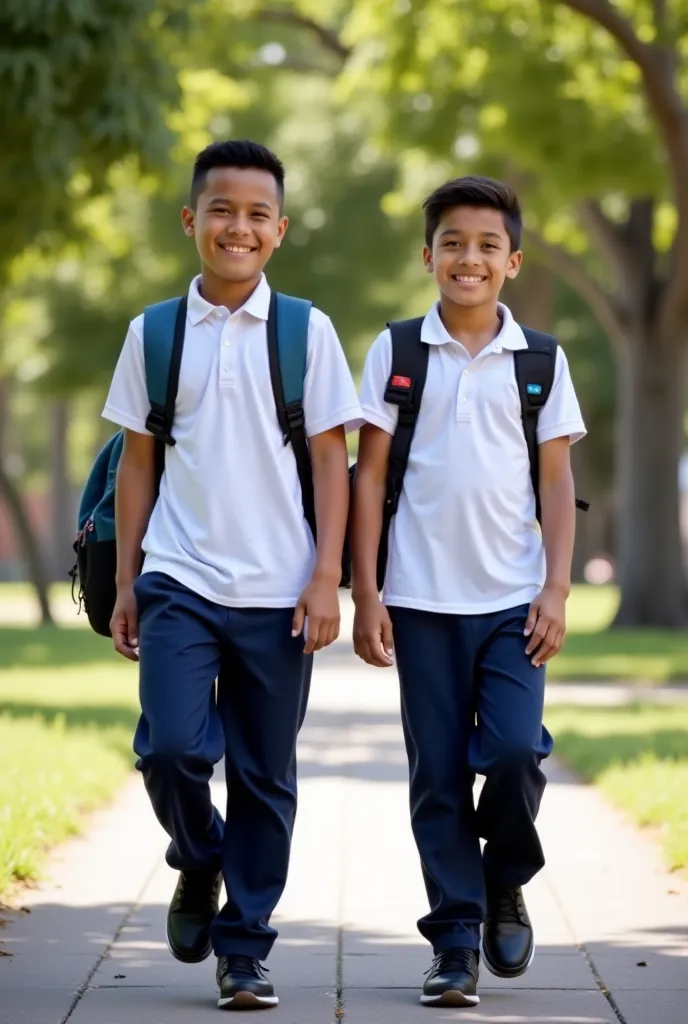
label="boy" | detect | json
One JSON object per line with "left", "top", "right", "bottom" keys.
{"left": 103, "top": 140, "right": 361, "bottom": 1010}
{"left": 351, "top": 176, "right": 585, "bottom": 1008}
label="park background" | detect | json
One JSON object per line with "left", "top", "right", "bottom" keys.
{"left": 1, "top": 0, "right": 688, "bottom": 905}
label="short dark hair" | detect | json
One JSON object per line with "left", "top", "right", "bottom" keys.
{"left": 422, "top": 176, "right": 522, "bottom": 251}
{"left": 190, "top": 140, "right": 285, "bottom": 209}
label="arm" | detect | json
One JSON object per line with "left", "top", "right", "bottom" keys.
{"left": 110, "top": 429, "right": 157, "bottom": 660}
{"left": 292, "top": 425, "right": 349, "bottom": 654}
{"left": 524, "top": 436, "right": 576, "bottom": 667}
{"left": 351, "top": 424, "right": 395, "bottom": 667}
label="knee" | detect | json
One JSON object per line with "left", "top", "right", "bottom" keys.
{"left": 482, "top": 747, "right": 542, "bottom": 778}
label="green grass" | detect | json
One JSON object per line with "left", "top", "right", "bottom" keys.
{"left": 546, "top": 704, "right": 688, "bottom": 873}
{"left": 0, "top": 626, "right": 138, "bottom": 897}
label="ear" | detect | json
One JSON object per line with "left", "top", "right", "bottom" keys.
{"left": 422, "top": 245, "right": 434, "bottom": 274}
{"left": 506, "top": 249, "right": 523, "bottom": 280}
{"left": 181, "top": 206, "right": 196, "bottom": 238}
{"left": 273, "top": 215, "right": 289, "bottom": 249}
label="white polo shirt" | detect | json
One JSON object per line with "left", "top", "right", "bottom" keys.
{"left": 103, "top": 275, "right": 363, "bottom": 608}
{"left": 359, "top": 302, "right": 586, "bottom": 615}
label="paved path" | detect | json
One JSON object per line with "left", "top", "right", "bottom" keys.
{"left": 2, "top": 638, "right": 688, "bottom": 1023}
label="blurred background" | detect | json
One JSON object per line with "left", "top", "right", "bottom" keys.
{"left": 1, "top": 1, "right": 688, "bottom": 899}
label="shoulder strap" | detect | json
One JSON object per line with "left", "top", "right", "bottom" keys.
{"left": 515, "top": 327, "right": 558, "bottom": 524}
{"left": 385, "top": 317, "right": 429, "bottom": 515}
{"left": 143, "top": 296, "right": 188, "bottom": 447}
{"left": 267, "top": 292, "right": 316, "bottom": 539}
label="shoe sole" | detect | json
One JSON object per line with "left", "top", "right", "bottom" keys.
{"left": 420, "top": 991, "right": 480, "bottom": 1008}
{"left": 480, "top": 938, "right": 536, "bottom": 979}
{"left": 166, "top": 924, "right": 213, "bottom": 965}
{"left": 218, "top": 992, "right": 279, "bottom": 1010}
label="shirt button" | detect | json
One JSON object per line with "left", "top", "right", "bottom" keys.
{"left": 223, "top": 340, "right": 230, "bottom": 347}
{"left": 460, "top": 397, "right": 467, "bottom": 403}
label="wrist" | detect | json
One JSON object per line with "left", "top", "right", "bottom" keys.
{"left": 544, "top": 579, "right": 570, "bottom": 598}
{"left": 311, "top": 565, "right": 341, "bottom": 586}
{"left": 352, "top": 584, "right": 380, "bottom": 603}
{"left": 115, "top": 576, "right": 136, "bottom": 589}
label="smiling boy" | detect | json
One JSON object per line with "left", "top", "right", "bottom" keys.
{"left": 351, "top": 177, "right": 586, "bottom": 1007}
{"left": 103, "top": 140, "right": 361, "bottom": 1010}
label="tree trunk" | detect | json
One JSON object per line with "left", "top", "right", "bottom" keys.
{"left": 0, "top": 377, "right": 53, "bottom": 624}
{"left": 613, "top": 330, "right": 688, "bottom": 627}
{"left": 49, "top": 401, "right": 74, "bottom": 582}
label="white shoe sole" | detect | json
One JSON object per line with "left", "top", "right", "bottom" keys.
{"left": 420, "top": 991, "right": 480, "bottom": 1007}
{"left": 218, "top": 991, "right": 279, "bottom": 1010}
{"left": 480, "top": 938, "right": 536, "bottom": 979}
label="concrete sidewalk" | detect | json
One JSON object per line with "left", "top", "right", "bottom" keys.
{"left": 2, "top": 640, "right": 688, "bottom": 1023}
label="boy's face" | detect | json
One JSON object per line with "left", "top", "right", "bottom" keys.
{"left": 181, "top": 167, "right": 288, "bottom": 284}
{"left": 423, "top": 206, "right": 522, "bottom": 309}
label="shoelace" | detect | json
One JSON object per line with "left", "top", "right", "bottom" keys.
{"left": 218, "top": 955, "right": 269, "bottom": 980}
{"left": 490, "top": 887, "right": 527, "bottom": 925}
{"left": 425, "top": 948, "right": 476, "bottom": 978}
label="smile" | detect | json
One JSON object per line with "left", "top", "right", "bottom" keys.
{"left": 218, "top": 244, "right": 256, "bottom": 254}
{"left": 452, "top": 275, "right": 487, "bottom": 283}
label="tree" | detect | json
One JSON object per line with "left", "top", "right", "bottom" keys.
{"left": 325, "top": 0, "right": 688, "bottom": 625}
{"left": 1, "top": 0, "right": 186, "bottom": 617}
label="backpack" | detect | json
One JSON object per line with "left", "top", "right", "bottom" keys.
{"left": 340, "top": 318, "right": 589, "bottom": 593}
{"left": 72, "top": 291, "right": 315, "bottom": 636}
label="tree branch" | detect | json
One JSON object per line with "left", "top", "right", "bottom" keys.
{"left": 578, "top": 200, "right": 629, "bottom": 288}
{"left": 251, "top": 7, "right": 351, "bottom": 62}
{"left": 547, "top": 0, "right": 684, "bottom": 135}
{"left": 523, "top": 226, "right": 626, "bottom": 348}
{"left": 651, "top": 0, "right": 667, "bottom": 32}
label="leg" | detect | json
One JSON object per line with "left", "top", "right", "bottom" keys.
{"left": 470, "top": 604, "right": 553, "bottom": 888}
{"left": 469, "top": 603, "right": 553, "bottom": 978}
{"left": 134, "top": 572, "right": 225, "bottom": 873}
{"left": 389, "top": 606, "right": 484, "bottom": 954}
{"left": 211, "top": 607, "right": 313, "bottom": 960}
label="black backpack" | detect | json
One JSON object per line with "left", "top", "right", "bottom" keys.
{"left": 339, "top": 318, "right": 588, "bottom": 591}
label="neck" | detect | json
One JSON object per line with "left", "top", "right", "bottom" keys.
{"left": 438, "top": 296, "right": 502, "bottom": 356}
{"left": 199, "top": 269, "right": 263, "bottom": 313}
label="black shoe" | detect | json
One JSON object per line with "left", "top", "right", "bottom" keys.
{"left": 166, "top": 870, "right": 222, "bottom": 964}
{"left": 421, "top": 947, "right": 480, "bottom": 1007}
{"left": 217, "top": 955, "right": 278, "bottom": 1010}
{"left": 481, "top": 886, "right": 535, "bottom": 978}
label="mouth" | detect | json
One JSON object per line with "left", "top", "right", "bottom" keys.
{"left": 451, "top": 274, "right": 487, "bottom": 285}
{"left": 217, "top": 243, "right": 258, "bottom": 257}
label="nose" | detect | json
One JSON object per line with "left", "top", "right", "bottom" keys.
{"left": 459, "top": 244, "right": 482, "bottom": 265}
{"left": 224, "top": 212, "right": 252, "bottom": 236}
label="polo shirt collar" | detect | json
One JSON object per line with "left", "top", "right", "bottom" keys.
{"left": 420, "top": 301, "right": 528, "bottom": 353}
{"left": 187, "top": 273, "right": 271, "bottom": 326}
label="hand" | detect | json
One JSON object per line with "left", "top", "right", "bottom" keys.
{"left": 353, "top": 593, "right": 394, "bottom": 668}
{"left": 110, "top": 583, "right": 139, "bottom": 662}
{"left": 524, "top": 585, "right": 567, "bottom": 667}
{"left": 292, "top": 575, "right": 340, "bottom": 654}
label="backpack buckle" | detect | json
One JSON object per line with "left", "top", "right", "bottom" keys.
{"left": 384, "top": 374, "right": 414, "bottom": 407}
{"left": 283, "top": 402, "right": 305, "bottom": 444}
{"left": 145, "top": 406, "right": 176, "bottom": 446}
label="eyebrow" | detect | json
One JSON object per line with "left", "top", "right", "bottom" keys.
{"left": 206, "top": 197, "right": 274, "bottom": 209}
{"left": 439, "top": 228, "right": 504, "bottom": 240}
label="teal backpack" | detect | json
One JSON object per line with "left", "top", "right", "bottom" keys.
{"left": 71, "top": 291, "right": 315, "bottom": 636}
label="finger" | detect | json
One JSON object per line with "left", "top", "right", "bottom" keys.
{"left": 524, "top": 601, "right": 539, "bottom": 637}
{"left": 292, "top": 601, "right": 306, "bottom": 639}
{"left": 525, "top": 619, "right": 548, "bottom": 656}
{"left": 365, "top": 632, "right": 392, "bottom": 668}
{"left": 127, "top": 610, "right": 139, "bottom": 650}
{"left": 304, "top": 618, "right": 322, "bottom": 655}
{"left": 381, "top": 617, "right": 395, "bottom": 662}
{"left": 531, "top": 624, "right": 559, "bottom": 666}
{"left": 538, "top": 628, "right": 565, "bottom": 665}
{"left": 322, "top": 621, "right": 338, "bottom": 649}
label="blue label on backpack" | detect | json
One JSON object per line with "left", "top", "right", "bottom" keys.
{"left": 527, "top": 383, "right": 542, "bottom": 395}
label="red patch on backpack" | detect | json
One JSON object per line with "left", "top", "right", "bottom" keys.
{"left": 391, "top": 375, "right": 412, "bottom": 389}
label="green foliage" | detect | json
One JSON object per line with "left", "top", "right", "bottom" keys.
{"left": 0, "top": 0, "right": 186, "bottom": 276}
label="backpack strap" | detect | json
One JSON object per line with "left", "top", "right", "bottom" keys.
{"left": 384, "top": 317, "right": 429, "bottom": 515}
{"left": 514, "top": 328, "right": 557, "bottom": 525}
{"left": 143, "top": 296, "right": 188, "bottom": 447}
{"left": 516, "top": 327, "right": 589, "bottom": 522}
{"left": 267, "top": 291, "right": 316, "bottom": 539}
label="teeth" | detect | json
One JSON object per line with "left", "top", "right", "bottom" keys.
{"left": 220, "top": 245, "right": 253, "bottom": 253}
{"left": 454, "top": 275, "right": 484, "bottom": 283}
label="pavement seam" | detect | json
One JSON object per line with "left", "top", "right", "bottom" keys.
{"left": 59, "top": 856, "right": 163, "bottom": 1024}
{"left": 544, "top": 872, "right": 629, "bottom": 1024}
{"left": 335, "top": 778, "right": 347, "bottom": 1022}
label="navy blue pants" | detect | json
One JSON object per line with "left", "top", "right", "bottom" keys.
{"left": 389, "top": 603, "right": 553, "bottom": 953}
{"left": 133, "top": 572, "right": 313, "bottom": 960}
